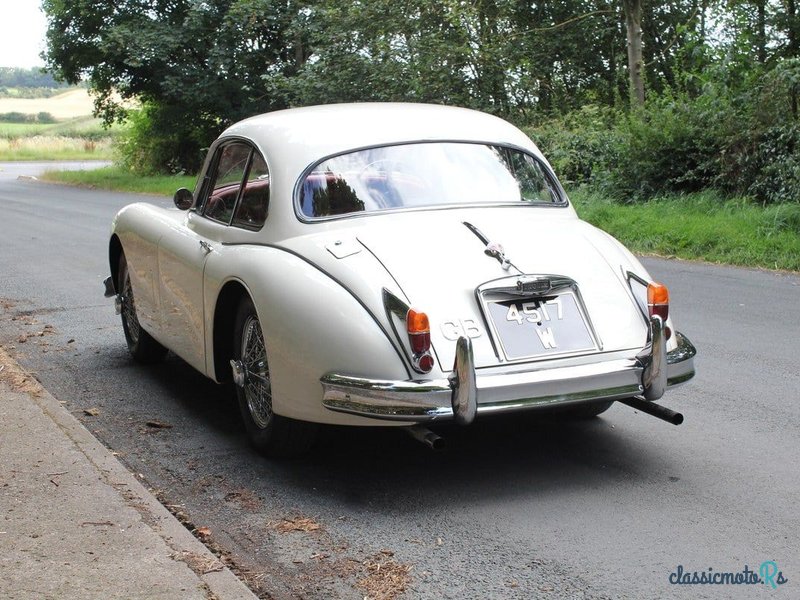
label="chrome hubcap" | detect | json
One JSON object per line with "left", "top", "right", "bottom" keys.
{"left": 239, "top": 315, "right": 271, "bottom": 429}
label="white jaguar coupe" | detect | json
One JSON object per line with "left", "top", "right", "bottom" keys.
{"left": 104, "top": 103, "right": 696, "bottom": 455}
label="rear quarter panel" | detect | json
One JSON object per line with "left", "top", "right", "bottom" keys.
{"left": 203, "top": 245, "right": 412, "bottom": 425}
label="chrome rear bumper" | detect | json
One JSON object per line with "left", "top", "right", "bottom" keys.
{"left": 321, "top": 318, "right": 696, "bottom": 424}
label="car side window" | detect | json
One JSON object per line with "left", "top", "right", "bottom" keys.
{"left": 232, "top": 152, "right": 269, "bottom": 230}
{"left": 204, "top": 143, "right": 251, "bottom": 224}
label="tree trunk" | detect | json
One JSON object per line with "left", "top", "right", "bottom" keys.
{"left": 756, "top": 0, "right": 767, "bottom": 64}
{"left": 789, "top": 0, "right": 798, "bottom": 117}
{"left": 700, "top": 0, "right": 707, "bottom": 43}
{"left": 623, "top": 0, "right": 645, "bottom": 106}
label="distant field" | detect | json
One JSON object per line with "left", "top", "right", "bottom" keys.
{"left": 0, "top": 90, "right": 118, "bottom": 160}
{"left": 0, "top": 88, "right": 95, "bottom": 120}
{"left": 0, "top": 115, "right": 114, "bottom": 139}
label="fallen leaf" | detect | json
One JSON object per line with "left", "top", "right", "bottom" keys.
{"left": 357, "top": 552, "right": 412, "bottom": 600}
{"left": 195, "top": 526, "right": 211, "bottom": 538}
{"left": 171, "top": 551, "right": 224, "bottom": 575}
{"left": 145, "top": 420, "right": 173, "bottom": 429}
{"left": 84, "top": 408, "right": 100, "bottom": 417}
{"left": 274, "top": 516, "right": 321, "bottom": 533}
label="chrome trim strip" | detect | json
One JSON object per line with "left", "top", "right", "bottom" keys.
{"left": 382, "top": 287, "right": 409, "bottom": 322}
{"left": 622, "top": 269, "right": 651, "bottom": 326}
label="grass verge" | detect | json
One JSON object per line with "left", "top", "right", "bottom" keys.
{"left": 570, "top": 189, "right": 800, "bottom": 272}
{"left": 40, "top": 166, "right": 196, "bottom": 196}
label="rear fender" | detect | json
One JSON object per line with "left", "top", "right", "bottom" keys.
{"left": 581, "top": 223, "right": 679, "bottom": 352}
{"left": 203, "top": 246, "right": 411, "bottom": 425}
{"left": 109, "top": 203, "right": 169, "bottom": 344}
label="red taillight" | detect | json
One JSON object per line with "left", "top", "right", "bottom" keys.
{"left": 407, "top": 308, "right": 433, "bottom": 373}
{"left": 417, "top": 353, "right": 435, "bottom": 372}
{"left": 647, "top": 282, "right": 669, "bottom": 322}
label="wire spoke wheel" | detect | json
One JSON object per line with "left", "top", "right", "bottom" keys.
{"left": 233, "top": 296, "right": 316, "bottom": 456}
{"left": 121, "top": 270, "right": 141, "bottom": 344}
{"left": 240, "top": 314, "right": 272, "bottom": 429}
{"left": 117, "top": 252, "right": 167, "bottom": 363}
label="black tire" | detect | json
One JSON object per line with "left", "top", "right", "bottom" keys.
{"left": 557, "top": 400, "right": 614, "bottom": 419}
{"left": 232, "top": 296, "right": 317, "bottom": 457}
{"left": 118, "top": 253, "right": 168, "bottom": 363}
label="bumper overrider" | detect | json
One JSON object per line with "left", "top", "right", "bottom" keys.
{"left": 321, "top": 316, "right": 696, "bottom": 425}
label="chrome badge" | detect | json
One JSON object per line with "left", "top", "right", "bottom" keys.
{"left": 516, "top": 277, "right": 552, "bottom": 295}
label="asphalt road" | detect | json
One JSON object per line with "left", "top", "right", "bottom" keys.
{"left": 1, "top": 170, "right": 798, "bottom": 599}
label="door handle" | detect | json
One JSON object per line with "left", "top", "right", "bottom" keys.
{"left": 199, "top": 240, "right": 213, "bottom": 254}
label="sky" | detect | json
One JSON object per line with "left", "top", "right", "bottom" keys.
{"left": 0, "top": 0, "right": 48, "bottom": 69}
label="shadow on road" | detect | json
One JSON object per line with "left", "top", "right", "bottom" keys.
{"left": 125, "top": 352, "right": 676, "bottom": 510}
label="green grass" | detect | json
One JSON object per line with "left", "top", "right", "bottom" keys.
{"left": 570, "top": 189, "right": 800, "bottom": 272}
{"left": 0, "top": 122, "right": 47, "bottom": 136}
{"left": 40, "top": 166, "right": 197, "bottom": 196}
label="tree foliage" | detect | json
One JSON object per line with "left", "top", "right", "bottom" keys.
{"left": 43, "top": 0, "right": 307, "bottom": 171}
{"left": 42, "top": 0, "right": 800, "bottom": 199}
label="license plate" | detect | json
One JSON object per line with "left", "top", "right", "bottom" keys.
{"left": 485, "top": 293, "right": 596, "bottom": 361}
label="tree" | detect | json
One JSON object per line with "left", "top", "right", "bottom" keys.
{"left": 43, "top": 0, "right": 309, "bottom": 172}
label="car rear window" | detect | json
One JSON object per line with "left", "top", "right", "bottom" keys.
{"left": 298, "top": 142, "right": 565, "bottom": 219}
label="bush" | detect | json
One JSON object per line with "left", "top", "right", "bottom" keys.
{"left": 599, "top": 94, "right": 721, "bottom": 201}
{"left": 525, "top": 105, "right": 621, "bottom": 188}
{"left": 527, "top": 98, "right": 719, "bottom": 202}
{"left": 0, "top": 111, "right": 58, "bottom": 124}
{"left": 527, "top": 60, "right": 800, "bottom": 205}
{"left": 115, "top": 103, "right": 209, "bottom": 175}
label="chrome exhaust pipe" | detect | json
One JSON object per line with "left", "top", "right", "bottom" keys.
{"left": 618, "top": 397, "right": 684, "bottom": 425}
{"left": 406, "top": 425, "right": 446, "bottom": 450}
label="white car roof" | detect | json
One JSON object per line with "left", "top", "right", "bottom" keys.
{"left": 220, "top": 103, "right": 544, "bottom": 178}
